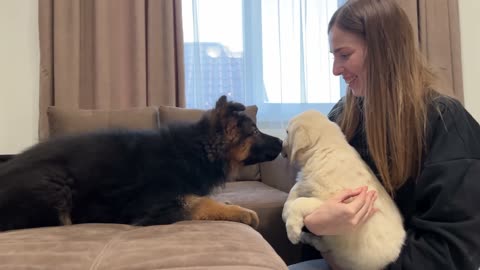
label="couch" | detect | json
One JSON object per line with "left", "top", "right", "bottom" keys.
{"left": 0, "top": 105, "right": 316, "bottom": 269}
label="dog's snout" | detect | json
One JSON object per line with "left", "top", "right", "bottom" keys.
{"left": 242, "top": 133, "right": 283, "bottom": 165}
{"left": 269, "top": 137, "right": 283, "bottom": 158}
{"left": 277, "top": 138, "right": 283, "bottom": 145}
{"left": 280, "top": 136, "right": 287, "bottom": 157}
{"left": 281, "top": 143, "right": 288, "bottom": 158}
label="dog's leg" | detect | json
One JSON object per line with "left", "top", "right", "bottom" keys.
{"left": 59, "top": 212, "right": 72, "bottom": 225}
{"left": 0, "top": 167, "right": 73, "bottom": 231}
{"left": 282, "top": 182, "right": 302, "bottom": 222}
{"left": 284, "top": 197, "right": 323, "bottom": 244}
{"left": 184, "top": 195, "right": 259, "bottom": 229}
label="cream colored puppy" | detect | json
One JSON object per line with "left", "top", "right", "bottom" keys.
{"left": 282, "top": 110, "right": 405, "bottom": 270}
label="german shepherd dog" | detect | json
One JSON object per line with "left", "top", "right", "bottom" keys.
{"left": 0, "top": 96, "right": 282, "bottom": 231}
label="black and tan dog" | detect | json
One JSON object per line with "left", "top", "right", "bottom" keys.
{"left": 0, "top": 96, "right": 282, "bottom": 231}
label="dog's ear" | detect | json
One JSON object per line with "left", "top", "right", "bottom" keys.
{"left": 215, "top": 95, "right": 228, "bottom": 110}
{"left": 289, "top": 122, "right": 312, "bottom": 163}
{"left": 215, "top": 95, "right": 245, "bottom": 115}
{"left": 212, "top": 95, "right": 246, "bottom": 132}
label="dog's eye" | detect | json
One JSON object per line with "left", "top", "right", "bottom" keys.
{"left": 252, "top": 128, "right": 259, "bottom": 135}
{"left": 286, "top": 130, "right": 289, "bottom": 134}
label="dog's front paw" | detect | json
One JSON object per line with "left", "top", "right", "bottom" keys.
{"left": 227, "top": 205, "right": 260, "bottom": 229}
{"left": 285, "top": 216, "right": 304, "bottom": 244}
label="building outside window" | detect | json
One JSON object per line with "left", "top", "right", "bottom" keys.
{"left": 182, "top": 0, "right": 346, "bottom": 136}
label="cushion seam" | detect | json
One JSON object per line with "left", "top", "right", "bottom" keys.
{"left": 88, "top": 226, "right": 138, "bottom": 270}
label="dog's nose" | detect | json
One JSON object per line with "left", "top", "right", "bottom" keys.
{"left": 281, "top": 146, "right": 288, "bottom": 158}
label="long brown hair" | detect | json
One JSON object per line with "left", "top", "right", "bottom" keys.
{"left": 328, "top": 0, "right": 439, "bottom": 195}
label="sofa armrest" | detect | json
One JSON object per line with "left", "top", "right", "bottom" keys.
{"left": 259, "top": 155, "right": 298, "bottom": 193}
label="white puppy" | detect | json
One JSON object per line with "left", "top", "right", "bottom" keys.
{"left": 282, "top": 110, "right": 405, "bottom": 270}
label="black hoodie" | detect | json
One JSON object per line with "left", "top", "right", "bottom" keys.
{"left": 329, "top": 96, "right": 480, "bottom": 270}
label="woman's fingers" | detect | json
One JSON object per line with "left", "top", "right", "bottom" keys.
{"left": 346, "top": 187, "right": 368, "bottom": 213}
{"left": 349, "top": 189, "right": 373, "bottom": 225}
{"left": 333, "top": 186, "right": 365, "bottom": 203}
{"left": 303, "top": 187, "right": 378, "bottom": 236}
{"left": 358, "top": 191, "right": 377, "bottom": 224}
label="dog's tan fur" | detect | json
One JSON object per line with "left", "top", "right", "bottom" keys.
{"left": 282, "top": 110, "right": 405, "bottom": 270}
{"left": 184, "top": 195, "right": 259, "bottom": 228}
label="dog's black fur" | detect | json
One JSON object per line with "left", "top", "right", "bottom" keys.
{"left": 0, "top": 96, "right": 282, "bottom": 231}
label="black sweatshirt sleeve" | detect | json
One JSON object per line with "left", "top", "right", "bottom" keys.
{"left": 387, "top": 98, "right": 480, "bottom": 270}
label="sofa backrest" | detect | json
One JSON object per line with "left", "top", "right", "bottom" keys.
{"left": 46, "top": 105, "right": 260, "bottom": 181}
{"left": 47, "top": 107, "right": 159, "bottom": 136}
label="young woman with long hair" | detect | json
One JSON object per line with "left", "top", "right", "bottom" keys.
{"left": 289, "top": 0, "right": 480, "bottom": 269}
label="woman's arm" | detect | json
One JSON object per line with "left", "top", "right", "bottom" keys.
{"left": 303, "top": 187, "right": 377, "bottom": 236}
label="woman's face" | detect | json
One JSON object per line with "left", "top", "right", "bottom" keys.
{"left": 329, "top": 25, "right": 367, "bottom": 97}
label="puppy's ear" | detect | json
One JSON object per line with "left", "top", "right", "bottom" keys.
{"left": 215, "top": 95, "right": 228, "bottom": 110}
{"left": 215, "top": 95, "right": 245, "bottom": 115}
{"left": 289, "top": 123, "right": 311, "bottom": 163}
{"left": 228, "top": 102, "right": 246, "bottom": 113}
{"left": 212, "top": 96, "right": 246, "bottom": 133}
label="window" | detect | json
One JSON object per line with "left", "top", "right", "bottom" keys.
{"left": 182, "top": 0, "right": 346, "bottom": 136}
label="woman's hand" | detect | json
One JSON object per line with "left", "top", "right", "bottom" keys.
{"left": 304, "top": 186, "right": 377, "bottom": 236}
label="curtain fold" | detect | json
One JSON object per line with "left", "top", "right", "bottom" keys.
{"left": 147, "top": 0, "right": 186, "bottom": 107}
{"left": 38, "top": 0, "right": 185, "bottom": 140}
{"left": 418, "top": 0, "right": 463, "bottom": 100}
{"left": 396, "top": 0, "right": 463, "bottom": 100}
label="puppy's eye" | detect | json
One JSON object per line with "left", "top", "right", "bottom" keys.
{"left": 286, "top": 130, "right": 289, "bottom": 134}
{"left": 252, "top": 128, "right": 259, "bottom": 135}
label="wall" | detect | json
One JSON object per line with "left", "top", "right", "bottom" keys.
{"left": 459, "top": 1, "right": 480, "bottom": 121}
{"left": 0, "top": 1, "right": 478, "bottom": 154}
{"left": 0, "top": 0, "right": 39, "bottom": 154}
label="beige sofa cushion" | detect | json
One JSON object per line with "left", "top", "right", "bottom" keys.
{"left": 157, "top": 105, "right": 261, "bottom": 181}
{"left": 47, "top": 107, "right": 159, "bottom": 137}
{"left": 0, "top": 222, "right": 287, "bottom": 270}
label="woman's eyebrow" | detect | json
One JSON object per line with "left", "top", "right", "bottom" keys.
{"left": 331, "top": 47, "right": 347, "bottom": 54}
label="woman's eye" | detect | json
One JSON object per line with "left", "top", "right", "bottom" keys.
{"left": 334, "top": 52, "right": 351, "bottom": 60}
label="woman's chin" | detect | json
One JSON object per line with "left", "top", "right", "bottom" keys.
{"left": 349, "top": 87, "right": 365, "bottom": 97}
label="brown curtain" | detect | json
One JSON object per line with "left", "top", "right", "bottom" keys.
{"left": 38, "top": 0, "right": 185, "bottom": 140}
{"left": 396, "top": 0, "right": 463, "bottom": 101}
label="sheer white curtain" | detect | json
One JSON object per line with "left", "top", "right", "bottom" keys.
{"left": 182, "top": 0, "right": 345, "bottom": 136}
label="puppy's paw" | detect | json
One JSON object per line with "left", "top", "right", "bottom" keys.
{"left": 285, "top": 216, "right": 304, "bottom": 244}
{"left": 228, "top": 205, "right": 260, "bottom": 229}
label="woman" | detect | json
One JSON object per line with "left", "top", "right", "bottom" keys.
{"left": 288, "top": 0, "right": 480, "bottom": 269}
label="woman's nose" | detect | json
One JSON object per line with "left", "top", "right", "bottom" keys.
{"left": 332, "top": 60, "right": 343, "bottom": 76}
